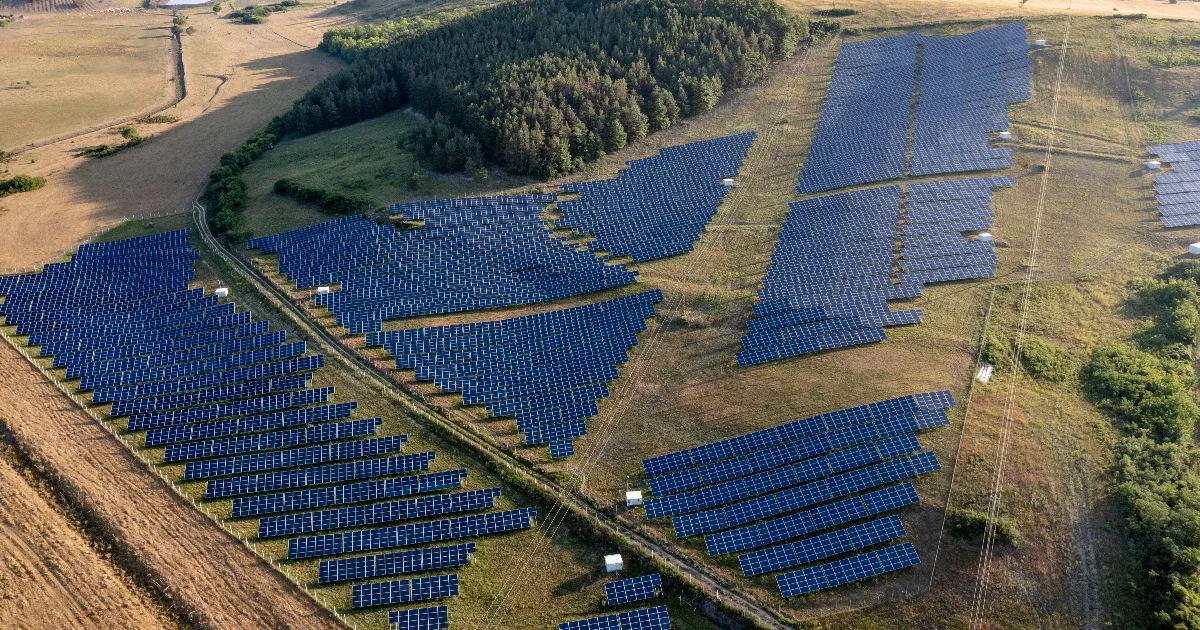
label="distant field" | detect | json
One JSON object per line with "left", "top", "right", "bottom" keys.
{"left": 0, "top": 13, "right": 176, "bottom": 150}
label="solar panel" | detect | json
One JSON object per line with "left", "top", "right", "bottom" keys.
{"left": 604, "top": 573, "right": 662, "bottom": 606}
{"left": 351, "top": 573, "right": 459, "bottom": 608}
{"left": 618, "top": 605, "right": 672, "bottom": 630}
{"left": 319, "top": 542, "right": 476, "bottom": 584}
{"left": 559, "top": 614, "right": 620, "bottom": 630}
{"left": 776, "top": 542, "right": 920, "bottom": 598}
{"left": 287, "top": 507, "right": 537, "bottom": 560}
{"left": 389, "top": 606, "right": 449, "bottom": 630}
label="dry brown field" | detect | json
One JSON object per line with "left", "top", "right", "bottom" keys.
{"left": 0, "top": 455, "right": 169, "bottom": 630}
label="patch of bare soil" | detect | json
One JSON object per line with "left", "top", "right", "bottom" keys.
{"left": 0, "top": 341, "right": 341, "bottom": 629}
{"left": 0, "top": 457, "right": 168, "bottom": 630}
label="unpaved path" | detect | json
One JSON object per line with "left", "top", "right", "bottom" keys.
{"left": 0, "top": 457, "right": 168, "bottom": 630}
{"left": 0, "top": 342, "right": 342, "bottom": 630}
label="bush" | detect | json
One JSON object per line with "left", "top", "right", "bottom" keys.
{"left": 212, "top": 2, "right": 221, "bottom": 10}
{"left": 1083, "top": 343, "right": 1198, "bottom": 442}
{"left": 1020, "top": 337, "right": 1074, "bottom": 383}
{"left": 813, "top": 7, "right": 856, "bottom": 16}
{"left": 946, "top": 507, "right": 1021, "bottom": 546}
{"left": 981, "top": 332, "right": 1013, "bottom": 369}
{"left": 203, "top": 120, "right": 280, "bottom": 234}
{"left": 137, "top": 114, "right": 180, "bottom": 124}
{"left": 0, "top": 174, "right": 46, "bottom": 197}
{"left": 1112, "top": 436, "right": 1200, "bottom": 628}
{"left": 273, "top": 178, "right": 372, "bottom": 215}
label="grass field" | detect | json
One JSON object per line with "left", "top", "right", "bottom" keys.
{"left": 0, "top": 12, "right": 176, "bottom": 150}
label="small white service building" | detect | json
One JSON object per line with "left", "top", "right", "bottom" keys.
{"left": 604, "top": 554, "right": 624, "bottom": 573}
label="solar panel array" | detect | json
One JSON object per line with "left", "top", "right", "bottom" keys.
{"left": 560, "top": 605, "right": 672, "bottom": 630}
{"left": 557, "top": 133, "right": 755, "bottom": 262}
{"left": 640, "top": 391, "right": 953, "bottom": 597}
{"left": 247, "top": 195, "right": 636, "bottom": 333}
{"left": 366, "top": 290, "right": 663, "bottom": 458}
{"left": 797, "top": 23, "right": 1029, "bottom": 194}
{"left": 0, "top": 230, "right": 543, "bottom": 627}
{"left": 605, "top": 573, "right": 663, "bottom": 606}
{"left": 796, "top": 35, "right": 921, "bottom": 194}
{"left": 389, "top": 606, "right": 450, "bottom": 630}
{"left": 1148, "top": 141, "right": 1200, "bottom": 227}
{"left": 776, "top": 542, "right": 921, "bottom": 598}
{"left": 739, "top": 178, "right": 1009, "bottom": 366}
{"left": 911, "top": 23, "right": 1031, "bottom": 176}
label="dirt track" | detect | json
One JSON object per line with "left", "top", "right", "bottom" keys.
{"left": 0, "top": 341, "right": 342, "bottom": 630}
{"left": 0, "top": 457, "right": 168, "bottom": 630}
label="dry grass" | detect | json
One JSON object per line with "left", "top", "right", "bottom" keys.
{"left": 0, "top": 12, "right": 176, "bottom": 150}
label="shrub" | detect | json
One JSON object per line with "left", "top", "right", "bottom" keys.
{"left": 1083, "top": 343, "right": 1198, "bottom": 442}
{"left": 212, "top": 2, "right": 221, "bottom": 10}
{"left": 203, "top": 120, "right": 280, "bottom": 234}
{"left": 981, "top": 332, "right": 1013, "bottom": 369}
{"left": 273, "top": 178, "right": 372, "bottom": 215}
{"left": 0, "top": 174, "right": 46, "bottom": 197}
{"left": 946, "top": 507, "right": 1021, "bottom": 546}
{"left": 813, "top": 7, "right": 856, "bottom": 16}
{"left": 1019, "top": 337, "right": 1075, "bottom": 383}
{"left": 137, "top": 114, "right": 180, "bottom": 124}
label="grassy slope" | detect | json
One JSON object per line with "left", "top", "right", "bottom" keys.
{"left": 131, "top": 4, "right": 1200, "bottom": 629}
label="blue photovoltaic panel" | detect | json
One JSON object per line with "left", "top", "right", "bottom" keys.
{"left": 351, "top": 574, "right": 458, "bottom": 608}
{"left": 287, "top": 507, "right": 537, "bottom": 560}
{"left": 618, "top": 605, "right": 672, "bottom": 630}
{"left": 205, "top": 451, "right": 436, "bottom": 500}
{"left": 1148, "top": 141, "right": 1200, "bottom": 226}
{"left": 232, "top": 469, "right": 467, "bottom": 519}
{"left": 777, "top": 542, "right": 920, "bottom": 598}
{"left": 258, "top": 487, "right": 500, "bottom": 538}
{"left": 367, "top": 290, "right": 662, "bottom": 458}
{"left": 740, "top": 515, "right": 907, "bottom": 576}
{"left": 319, "top": 543, "right": 476, "bottom": 584}
{"left": 558, "top": 133, "right": 755, "bottom": 263}
{"left": 247, "top": 195, "right": 636, "bottom": 333}
{"left": 708, "top": 482, "right": 919, "bottom": 559}
{"left": 559, "top": 615, "right": 620, "bottom": 630}
{"left": 389, "top": 606, "right": 449, "bottom": 630}
{"left": 642, "top": 390, "right": 953, "bottom": 481}
{"left": 604, "top": 573, "right": 662, "bottom": 606}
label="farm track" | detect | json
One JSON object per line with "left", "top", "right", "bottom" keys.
{"left": 190, "top": 200, "right": 796, "bottom": 630}
{"left": 0, "top": 342, "right": 344, "bottom": 630}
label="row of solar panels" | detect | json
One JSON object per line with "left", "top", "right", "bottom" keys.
{"left": 557, "top": 132, "right": 755, "bottom": 262}
{"left": 639, "top": 392, "right": 952, "bottom": 598}
{"left": 0, "top": 231, "right": 543, "bottom": 628}
{"left": 1148, "top": 141, "right": 1200, "bottom": 227}
{"left": 739, "top": 178, "right": 1007, "bottom": 366}
{"left": 365, "top": 290, "right": 663, "bottom": 458}
{"left": 797, "top": 23, "right": 1029, "bottom": 194}
{"left": 247, "top": 196, "right": 638, "bottom": 333}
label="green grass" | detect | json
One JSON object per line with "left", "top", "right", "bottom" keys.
{"left": 237, "top": 108, "right": 538, "bottom": 241}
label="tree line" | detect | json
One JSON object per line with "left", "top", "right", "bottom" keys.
{"left": 281, "top": 0, "right": 828, "bottom": 178}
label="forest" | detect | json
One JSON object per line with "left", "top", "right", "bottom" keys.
{"left": 281, "top": 0, "right": 821, "bottom": 177}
